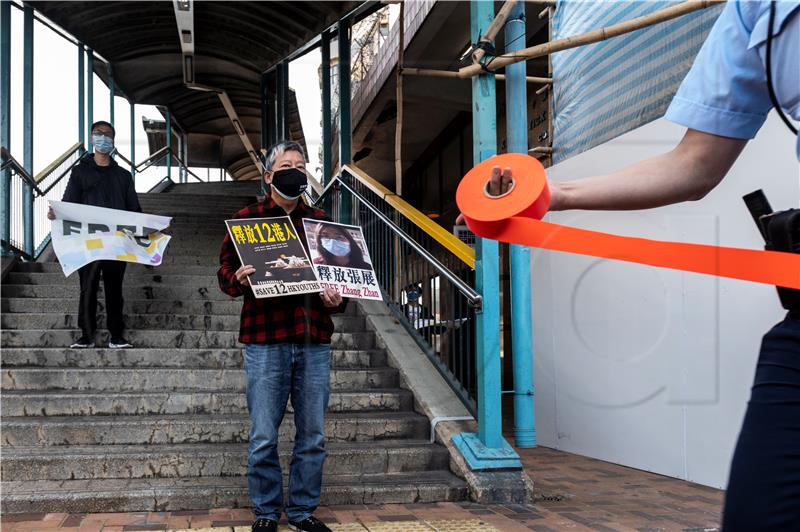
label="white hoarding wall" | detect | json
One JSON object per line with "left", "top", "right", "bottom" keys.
{"left": 533, "top": 114, "right": 799, "bottom": 488}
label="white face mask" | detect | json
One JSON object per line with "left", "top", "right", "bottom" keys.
{"left": 321, "top": 237, "right": 351, "bottom": 257}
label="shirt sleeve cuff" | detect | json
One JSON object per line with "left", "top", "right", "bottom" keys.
{"left": 665, "top": 95, "right": 768, "bottom": 140}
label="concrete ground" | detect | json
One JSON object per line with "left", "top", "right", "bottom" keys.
{"left": 1, "top": 446, "right": 724, "bottom": 532}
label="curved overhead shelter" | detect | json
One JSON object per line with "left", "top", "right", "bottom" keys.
{"left": 29, "top": 1, "right": 362, "bottom": 180}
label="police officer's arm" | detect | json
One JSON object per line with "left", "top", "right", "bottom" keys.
{"left": 548, "top": 129, "right": 747, "bottom": 211}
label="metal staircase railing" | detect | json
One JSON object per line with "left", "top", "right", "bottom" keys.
{"left": 1, "top": 142, "right": 83, "bottom": 259}
{"left": 315, "top": 164, "right": 481, "bottom": 414}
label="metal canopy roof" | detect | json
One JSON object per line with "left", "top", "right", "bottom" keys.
{"left": 29, "top": 1, "right": 361, "bottom": 180}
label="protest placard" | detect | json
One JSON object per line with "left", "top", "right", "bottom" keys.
{"left": 49, "top": 200, "right": 172, "bottom": 277}
{"left": 225, "top": 216, "right": 321, "bottom": 298}
{"left": 302, "top": 219, "right": 382, "bottom": 301}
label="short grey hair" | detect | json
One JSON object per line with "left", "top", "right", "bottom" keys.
{"left": 264, "top": 140, "right": 306, "bottom": 173}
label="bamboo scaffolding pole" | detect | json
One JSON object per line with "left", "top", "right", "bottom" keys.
{"left": 402, "top": 67, "right": 551, "bottom": 84}
{"left": 395, "top": 1, "right": 404, "bottom": 195}
{"left": 529, "top": 146, "right": 553, "bottom": 154}
{"left": 472, "top": 0, "right": 518, "bottom": 64}
{"left": 460, "top": 0, "right": 724, "bottom": 78}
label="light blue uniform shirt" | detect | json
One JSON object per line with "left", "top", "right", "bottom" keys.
{"left": 665, "top": 0, "right": 800, "bottom": 159}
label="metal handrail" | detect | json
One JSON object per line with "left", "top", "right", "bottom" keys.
{"left": 33, "top": 142, "right": 83, "bottom": 184}
{"left": 316, "top": 174, "right": 483, "bottom": 310}
{"left": 118, "top": 146, "right": 204, "bottom": 183}
{"left": 2, "top": 142, "right": 83, "bottom": 259}
{"left": 344, "top": 164, "right": 476, "bottom": 268}
{"left": 1, "top": 147, "right": 45, "bottom": 195}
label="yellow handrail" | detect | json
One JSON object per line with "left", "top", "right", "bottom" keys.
{"left": 34, "top": 142, "right": 83, "bottom": 184}
{"left": 343, "top": 164, "right": 475, "bottom": 269}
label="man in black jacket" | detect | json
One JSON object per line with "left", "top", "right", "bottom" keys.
{"left": 48, "top": 120, "right": 141, "bottom": 348}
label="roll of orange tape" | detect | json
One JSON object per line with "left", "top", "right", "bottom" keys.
{"left": 457, "top": 153, "right": 800, "bottom": 290}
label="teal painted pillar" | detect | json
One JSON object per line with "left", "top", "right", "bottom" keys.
{"left": 260, "top": 72, "right": 268, "bottom": 194}
{"left": 321, "top": 31, "right": 333, "bottom": 213}
{"left": 338, "top": 18, "right": 352, "bottom": 224}
{"left": 165, "top": 110, "right": 172, "bottom": 180}
{"left": 505, "top": 2, "right": 536, "bottom": 448}
{"left": 321, "top": 31, "right": 332, "bottom": 185}
{"left": 276, "top": 63, "right": 288, "bottom": 141}
{"left": 108, "top": 64, "right": 114, "bottom": 126}
{"left": 0, "top": 0, "right": 11, "bottom": 254}
{"left": 451, "top": 0, "right": 521, "bottom": 471}
{"left": 78, "top": 44, "right": 84, "bottom": 148}
{"left": 22, "top": 3, "right": 34, "bottom": 256}
{"left": 280, "top": 62, "right": 289, "bottom": 140}
{"left": 130, "top": 101, "right": 136, "bottom": 181}
{"left": 87, "top": 48, "right": 94, "bottom": 152}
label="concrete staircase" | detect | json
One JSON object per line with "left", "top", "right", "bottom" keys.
{"left": 0, "top": 181, "right": 467, "bottom": 513}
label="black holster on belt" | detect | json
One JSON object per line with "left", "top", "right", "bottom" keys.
{"left": 744, "top": 190, "right": 800, "bottom": 311}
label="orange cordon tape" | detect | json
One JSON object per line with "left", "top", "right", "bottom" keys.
{"left": 456, "top": 153, "right": 800, "bottom": 290}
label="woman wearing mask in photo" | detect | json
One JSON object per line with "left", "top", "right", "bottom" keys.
{"left": 313, "top": 223, "right": 372, "bottom": 270}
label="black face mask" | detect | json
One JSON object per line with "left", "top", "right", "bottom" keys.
{"left": 269, "top": 168, "right": 308, "bottom": 200}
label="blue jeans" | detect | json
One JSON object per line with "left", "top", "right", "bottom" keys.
{"left": 244, "top": 343, "right": 331, "bottom": 522}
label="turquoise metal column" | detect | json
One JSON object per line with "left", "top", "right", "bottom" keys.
{"left": 22, "top": 3, "right": 34, "bottom": 256}
{"left": 506, "top": 2, "right": 536, "bottom": 448}
{"left": 87, "top": 48, "right": 93, "bottom": 152}
{"left": 276, "top": 63, "right": 287, "bottom": 140}
{"left": 451, "top": 0, "right": 521, "bottom": 470}
{"left": 321, "top": 31, "right": 332, "bottom": 184}
{"left": 337, "top": 18, "right": 352, "bottom": 224}
{"left": 0, "top": 0, "right": 11, "bottom": 254}
{"left": 130, "top": 101, "right": 135, "bottom": 181}
{"left": 260, "top": 72, "right": 268, "bottom": 195}
{"left": 165, "top": 110, "right": 172, "bottom": 180}
{"left": 280, "top": 62, "right": 289, "bottom": 140}
{"left": 78, "top": 44, "right": 84, "bottom": 148}
{"left": 108, "top": 64, "right": 114, "bottom": 126}
{"left": 321, "top": 31, "right": 333, "bottom": 213}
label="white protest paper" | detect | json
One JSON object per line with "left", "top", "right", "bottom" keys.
{"left": 50, "top": 200, "right": 172, "bottom": 277}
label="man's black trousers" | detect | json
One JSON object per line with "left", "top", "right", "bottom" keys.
{"left": 77, "top": 260, "right": 127, "bottom": 339}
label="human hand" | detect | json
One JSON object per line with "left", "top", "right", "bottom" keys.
{"left": 47, "top": 207, "right": 55, "bottom": 220}
{"left": 455, "top": 165, "right": 513, "bottom": 225}
{"left": 235, "top": 264, "right": 256, "bottom": 286}
{"left": 319, "top": 287, "right": 343, "bottom": 308}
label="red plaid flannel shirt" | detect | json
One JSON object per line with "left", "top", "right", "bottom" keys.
{"left": 218, "top": 198, "right": 347, "bottom": 344}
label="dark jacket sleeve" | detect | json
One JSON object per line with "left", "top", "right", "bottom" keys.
{"left": 61, "top": 168, "right": 83, "bottom": 204}
{"left": 124, "top": 172, "right": 142, "bottom": 212}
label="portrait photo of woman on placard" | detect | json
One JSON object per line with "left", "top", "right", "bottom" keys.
{"left": 305, "top": 220, "right": 373, "bottom": 271}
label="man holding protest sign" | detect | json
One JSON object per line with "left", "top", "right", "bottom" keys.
{"left": 48, "top": 120, "right": 141, "bottom": 349}
{"left": 217, "top": 141, "right": 344, "bottom": 532}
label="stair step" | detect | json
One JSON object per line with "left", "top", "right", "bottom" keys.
{"left": 1, "top": 313, "right": 365, "bottom": 332}
{"left": 1, "top": 388, "right": 412, "bottom": 416}
{"left": 0, "top": 348, "right": 385, "bottom": 369}
{"left": 2, "top": 284, "right": 293, "bottom": 301}
{"left": 2, "top": 440, "right": 446, "bottom": 480}
{"left": 1, "top": 330, "right": 374, "bottom": 349}
{"left": 0, "top": 471, "right": 468, "bottom": 513}
{"left": 13, "top": 263, "right": 223, "bottom": 275}
{"left": 1, "top": 298, "right": 359, "bottom": 316}
{"left": 5, "top": 273, "right": 217, "bottom": 285}
{"left": 2, "top": 367, "right": 397, "bottom": 392}
{"left": 1, "top": 412, "right": 429, "bottom": 446}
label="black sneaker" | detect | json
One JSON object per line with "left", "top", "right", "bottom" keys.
{"left": 288, "top": 516, "right": 331, "bottom": 532}
{"left": 70, "top": 336, "right": 95, "bottom": 349}
{"left": 251, "top": 518, "right": 278, "bottom": 532}
{"left": 109, "top": 337, "right": 133, "bottom": 349}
